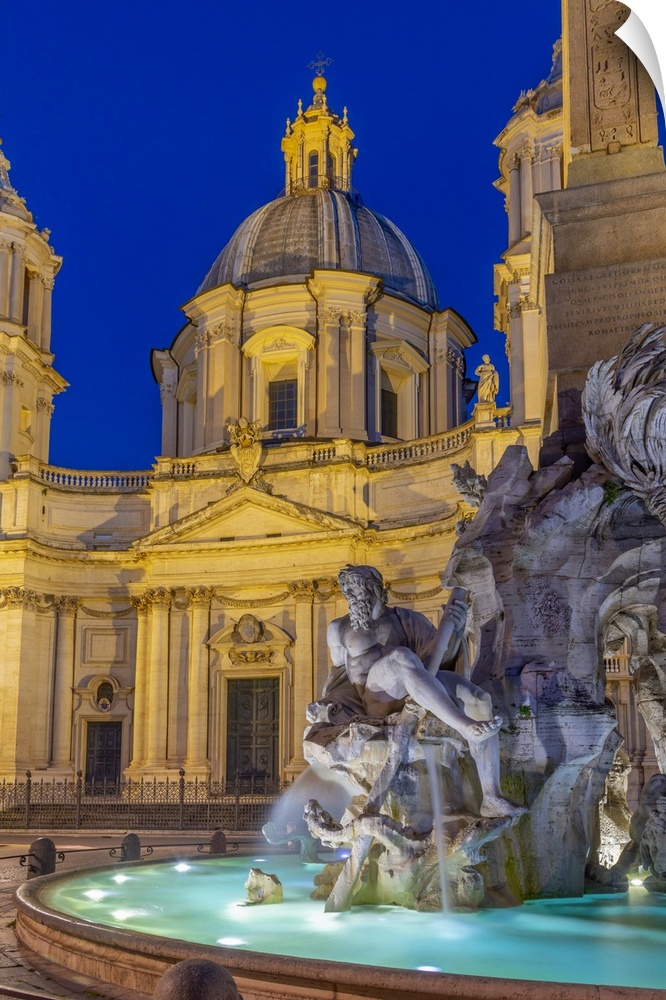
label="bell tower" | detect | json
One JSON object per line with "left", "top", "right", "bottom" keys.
{"left": 0, "top": 139, "right": 66, "bottom": 479}
{"left": 281, "top": 56, "right": 356, "bottom": 195}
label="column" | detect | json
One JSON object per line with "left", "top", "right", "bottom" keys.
{"left": 160, "top": 380, "right": 178, "bottom": 457}
{"left": 128, "top": 594, "right": 151, "bottom": 770}
{"left": 50, "top": 597, "right": 79, "bottom": 769}
{"left": 0, "top": 371, "right": 22, "bottom": 481}
{"left": 346, "top": 309, "right": 368, "bottom": 440}
{"left": 297, "top": 135, "right": 304, "bottom": 188}
{"left": 35, "top": 397, "right": 54, "bottom": 463}
{"left": 519, "top": 145, "right": 534, "bottom": 238}
{"left": 194, "top": 327, "right": 209, "bottom": 452}
{"left": 185, "top": 587, "right": 212, "bottom": 775}
{"left": 40, "top": 276, "right": 54, "bottom": 350}
{"left": 143, "top": 588, "right": 171, "bottom": 770}
{"left": 318, "top": 306, "right": 341, "bottom": 436}
{"left": 284, "top": 152, "right": 291, "bottom": 195}
{"left": 0, "top": 590, "right": 26, "bottom": 773}
{"left": 8, "top": 245, "right": 24, "bottom": 322}
{"left": 26, "top": 270, "right": 43, "bottom": 346}
{"left": 286, "top": 580, "right": 316, "bottom": 777}
{"left": 508, "top": 156, "right": 521, "bottom": 245}
{"left": 0, "top": 243, "right": 11, "bottom": 317}
{"left": 508, "top": 300, "right": 525, "bottom": 427}
{"left": 521, "top": 301, "right": 542, "bottom": 423}
{"left": 207, "top": 325, "right": 239, "bottom": 448}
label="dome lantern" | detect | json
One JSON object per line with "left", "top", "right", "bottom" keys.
{"left": 281, "top": 55, "right": 356, "bottom": 195}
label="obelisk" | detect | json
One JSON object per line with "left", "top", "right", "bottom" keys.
{"left": 539, "top": 0, "right": 666, "bottom": 466}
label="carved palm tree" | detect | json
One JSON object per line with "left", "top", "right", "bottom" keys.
{"left": 583, "top": 323, "right": 666, "bottom": 527}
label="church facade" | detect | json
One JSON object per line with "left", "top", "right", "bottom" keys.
{"left": 0, "top": 17, "right": 662, "bottom": 800}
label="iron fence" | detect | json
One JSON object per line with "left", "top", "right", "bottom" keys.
{"left": 0, "top": 770, "right": 287, "bottom": 831}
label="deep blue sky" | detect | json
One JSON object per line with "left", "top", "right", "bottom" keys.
{"left": 3, "top": 1, "right": 564, "bottom": 470}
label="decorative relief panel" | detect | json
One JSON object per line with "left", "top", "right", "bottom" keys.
{"left": 81, "top": 627, "right": 130, "bottom": 667}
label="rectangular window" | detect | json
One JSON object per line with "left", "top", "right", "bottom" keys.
{"left": 308, "top": 151, "right": 319, "bottom": 188}
{"left": 381, "top": 386, "right": 398, "bottom": 438}
{"left": 268, "top": 378, "right": 297, "bottom": 431}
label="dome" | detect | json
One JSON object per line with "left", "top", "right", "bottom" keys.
{"left": 198, "top": 188, "right": 439, "bottom": 309}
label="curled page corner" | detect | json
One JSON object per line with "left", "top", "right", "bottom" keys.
{"left": 615, "top": 2, "right": 666, "bottom": 114}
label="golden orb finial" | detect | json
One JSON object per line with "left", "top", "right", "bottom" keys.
{"left": 312, "top": 74, "right": 327, "bottom": 94}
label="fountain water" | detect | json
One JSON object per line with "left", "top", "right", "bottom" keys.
{"left": 17, "top": 853, "right": 666, "bottom": 998}
{"left": 422, "top": 741, "right": 449, "bottom": 914}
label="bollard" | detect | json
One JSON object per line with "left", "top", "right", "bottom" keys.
{"left": 120, "top": 832, "right": 141, "bottom": 861}
{"left": 210, "top": 830, "right": 227, "bottom": 855}
{"left": 154, "top": 959, "right": 241, "bottom": 1000}
{"left": 28, "top": 837, "right": 56, "bottom": 878}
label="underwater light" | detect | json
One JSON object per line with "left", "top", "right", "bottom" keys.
{"left": 83, "top": 889, "right": 105, "bottom": 901}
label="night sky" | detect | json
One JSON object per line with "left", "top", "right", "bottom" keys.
{"left": 4, "top": 1, "right": 564, "bottom": 470}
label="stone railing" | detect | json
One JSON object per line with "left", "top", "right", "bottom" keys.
{"left": 20, "top": 420, "right": 477, "bottom": 492}
{"left": 604, "top": 653, "right": 632, "bottom": 677}
{"left": 37, "top": 465, "right": 152, "bottom": 492}
{"left": 364, "top": 422, "right": 474, "bottom": 468}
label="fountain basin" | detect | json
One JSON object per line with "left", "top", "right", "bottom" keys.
{"left": 14, "top": 855, "right": 666, "bottom": 1000}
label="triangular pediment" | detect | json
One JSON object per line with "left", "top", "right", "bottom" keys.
{"left": 135, "top": 485, "right": 361, "bottom": 549}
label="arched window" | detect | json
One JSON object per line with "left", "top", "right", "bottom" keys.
{"left": 96, "top": 681, "right": 114, "bottom": 712}
{"left": 243, "top": 326, "right": 315, "bottom": 437}
{"left": 308, "top": 151, "right": 319, "bottom": 188}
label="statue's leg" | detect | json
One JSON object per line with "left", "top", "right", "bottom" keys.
{"left": 365, "top": 649, "right": 500, "bottom": 744}
{"left": 440, "top": 674, "right": 527, "bottom": 819}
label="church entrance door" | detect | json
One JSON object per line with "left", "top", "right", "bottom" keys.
{"left": 226, "top": 678, "right": 279, "bottom": 789}
{"left": 85, "top": 721, "right": 122, "bottom": 788}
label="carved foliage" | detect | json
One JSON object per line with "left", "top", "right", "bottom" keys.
{"left": 583, "top": 324, "right": 666, "bottom": 526}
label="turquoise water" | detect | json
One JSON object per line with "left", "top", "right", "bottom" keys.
{"left": 41, "top": 855, "right": 666, "bottom": 989}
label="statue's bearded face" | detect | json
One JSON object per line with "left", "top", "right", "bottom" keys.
{"left": 341, "top": 576, "right": 376, "bottom": 632}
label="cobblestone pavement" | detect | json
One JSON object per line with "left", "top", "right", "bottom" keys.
{"left": 0, "top": 831, "right": 262, "bottom": 1000}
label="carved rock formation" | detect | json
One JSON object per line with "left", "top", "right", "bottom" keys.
{"left": 244, "top": 868, "right": 283, "bottom": 905}
{"left": 303, "top": 707, "right": 519, "bottom": 911}
{"left": 442, "top": 439, "right": 666, "bottom": 899}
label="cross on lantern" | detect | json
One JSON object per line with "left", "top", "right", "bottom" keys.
{"left": 307, "top": 51, "right": 333, "bottom": 75}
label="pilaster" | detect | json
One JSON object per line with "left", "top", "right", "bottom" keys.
{"left": 143, "top": 588, "right": 172, "bottom": 771}
{"left": 8, "top": 244, "right": 24, "bottom": 323}
{"left": 50, "top": 596, "right": 79, "bottom": 773}
{"left": 519, "top": 144, "right": 534, "bottom": 238}
{"left": 508, "top": 156, "right": 521, "bottom": 245}
{"left": 318, "top": 305, "right": 342, "bottom": 437}
{"left": 40, "top": 275, "right": 54, "bottom": 350}
{"left": 127, "top": 593, "right": 152, "bottom": 772}
{"left": 25, "top": 270, "right": 43, "bottom": 347}
{"left": 0, "top": 588, "right": 52, "bottom": 778}
{"left": 0, "top": 243, "right": 10, "bottom": 316}
{"left": 35, "top": 396, "right": 54, "bottom": 463}
{"left": 184, "top": 587, "right": 212, "bottom": 777}
{"left": 0, "top": 369, "right": 23, "bottom": 479}
{"left": 285, "top": 580, "right": 316, "bottom": 778}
